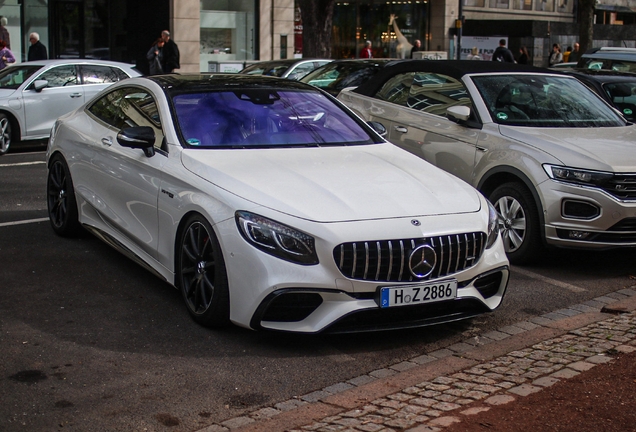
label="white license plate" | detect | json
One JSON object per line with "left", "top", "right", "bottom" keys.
{"left": 380, "top": 280, "right": 457, "bottom": 308}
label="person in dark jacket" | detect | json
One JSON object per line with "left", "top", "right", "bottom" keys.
{"left": 517, "top": 46, "right": 529, "bottom": 65}
{"left": 146, "top": 38, "right": 164, "bottom": 75}
{"left": 160, "top": 30, "right": 180, "bottom": 73}
{"left": 27, "top": 32, "right": 48, "bottom": 61}
{"left": 0, "top": 16, "right": 11, "bottom": 49}
{"left": 491, "top": 39, "right": 515, "bottom": 63}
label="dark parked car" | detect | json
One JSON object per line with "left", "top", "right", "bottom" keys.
{"left": 301, "top": 59, "right": 395, "bottom": 96}
{"left": 577, "top": 47, "right": 636, "bottom": 73}
{"left": 565, "top": 69, "right": 636, "bottom": 122}
{"left": 239, "top": 59, "right": 331, "bottom": 80}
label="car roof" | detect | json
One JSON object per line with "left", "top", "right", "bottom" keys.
{"left": 353, "top": 60, "right": 553, "bottom": 95}
{"left": 147, "top": 73, "right": 319, "bottom": 93}
{"left": 565, "top": 68, "right": 636, "bottom": 83}
{"left": 16, "top": 59, "right": 138, "bottom": 69}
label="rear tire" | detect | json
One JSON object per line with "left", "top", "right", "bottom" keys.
{"left": 489, "top": 182, "right": 542, "bottom": 265}
{"left": 0, "top": 113, "right": 12, "bottom": 155}
{"left": 47, "top": 155, "right": 82, "bottom": 237}
{"left": 177, "top": 214, "right": 230, "bottom": 328}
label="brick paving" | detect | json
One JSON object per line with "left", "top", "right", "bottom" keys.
{"left": 196, "top": 288, "right": 636, "bottom": 432}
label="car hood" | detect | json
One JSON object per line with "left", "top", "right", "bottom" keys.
{"left": 498, "top": 125, "right": 636, "bottom": 172}
{"left": 181, "top": 143, "right": 482, "bottom": 223}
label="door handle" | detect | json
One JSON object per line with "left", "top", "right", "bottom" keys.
{"left": 393, "top": 125, "right": 408, "bottom": 134}
{"left": 101, "top": 137, "right": 112, "bottom": 146}
{"left": 69, "top": 93, "right": 82, "bottom": 98}
{"left": 476, "top": 145, "right": 488, "bottom": 152}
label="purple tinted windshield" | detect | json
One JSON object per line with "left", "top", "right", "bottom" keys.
{"left": 173, "top": 90, "right": 374, "bottom": 148}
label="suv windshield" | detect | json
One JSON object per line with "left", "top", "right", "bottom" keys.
{"left": 173, "top": 89, "right": 376, "bottom": 148}
{"left": 0, "top": 65, "right": 42, "bottom": 90}
{"left": 473, "top": 74, "right": 626, "bottom": 127}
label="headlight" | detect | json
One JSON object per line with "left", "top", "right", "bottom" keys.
{"left": 235, "top": 211, "right": 319, "bottom": 265}
{"left": 486, "top": 200, "right": 501, "bottom": 249}
{"left": 544, "top": 165, "right": 613, "bottom": 187}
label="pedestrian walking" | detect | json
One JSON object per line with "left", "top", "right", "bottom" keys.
{"left": 492, "top": 39, "right": 515, "bottom": 63}
{"left": 360, "top": 40, "right": 373, "bottom": 59}
{"left": 0, "top": 16, "right": 10, "bottom": 49}
{"left": 549, "top": 43, "right": 563, "bottom": 67}
{"left": 160, "top": 30, "right": 180, "bottom": 73}
{"left": 146, "top": 38, "right": 164, "bottom": 75}
{"left": 27, "top": 32, "right": 48, "bottom": 61}
{"left": 518, "top": 46, "right": 529, "bottom": 64}
{"left": 0, "top": 40, "right": 15, "bottom": 70}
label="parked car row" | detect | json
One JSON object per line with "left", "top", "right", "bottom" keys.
{"left": 6, "top": 51, "right": 636, "bottom": 333}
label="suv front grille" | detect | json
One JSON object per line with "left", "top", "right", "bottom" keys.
{"left": 600, "top": 174, "right": 636, "bottom": 200}
{"left": 333, "top": 233, "right": 486, "bottom": 283}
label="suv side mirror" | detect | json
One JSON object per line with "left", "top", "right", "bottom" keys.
{"left": 33, "top": 80, "right": 48, "bottom": 92}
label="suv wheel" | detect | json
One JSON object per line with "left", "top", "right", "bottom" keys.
{"left": 490, "top": 182, "right": 542, "bottom": 264}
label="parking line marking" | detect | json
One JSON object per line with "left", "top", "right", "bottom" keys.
{"left": 0, "top": 161, "right": 46, "bottom": 167}
{"left": 0, "top": 217, "right": 49, "bottom": 227}
{"left": 512, "top": 266, "right": 586, "bottom": 293}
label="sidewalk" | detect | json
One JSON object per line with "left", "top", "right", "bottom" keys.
{"left": 197, "top": 288, "right": 636, "bottom": 432}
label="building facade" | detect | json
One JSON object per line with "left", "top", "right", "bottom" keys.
{"left": 0, "top": 0, "right": 633, "bottom": 72}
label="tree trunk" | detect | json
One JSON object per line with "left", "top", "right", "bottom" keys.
{"left": 578, "top": 0, "right": 595, "bottom": 54}
{"left": 298, "top": 0, "right": 336, "bottom": 58}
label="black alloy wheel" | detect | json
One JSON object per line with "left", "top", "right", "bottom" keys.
{"left": 0, "top": 113, "right": 12, "bottom": 155}
{"left": 47, "top": 155, "right": 81, "bottom": 236}
{"left": 178, "top": 215, "right": 230, "bottom": 328}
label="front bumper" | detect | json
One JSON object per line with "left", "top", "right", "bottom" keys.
{"left": 216, "top": 212, "right": 510, "bottom": 333}
{"left": 540, "top": 179, "right": 636, "bottom": 249}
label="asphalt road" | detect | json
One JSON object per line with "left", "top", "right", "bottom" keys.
{"left": 1, "top": 150, "right": 635, "bottom": 431}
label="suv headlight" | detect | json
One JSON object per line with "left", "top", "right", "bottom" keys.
{"left": 544, "top": 165, "right": 613, "bottom": 187}
{"left": 235, "top": 211, "right": 318, "bottom": 265}
{"left": 486, "top": 200, "right": 501, "bottom": 249}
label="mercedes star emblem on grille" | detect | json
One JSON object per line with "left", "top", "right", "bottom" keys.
{"left": 408, "top": 244, "right": 437, "bottom": 278}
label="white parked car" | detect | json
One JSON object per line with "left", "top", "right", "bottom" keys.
{"left": 338, "top": 60, "right": 636, "bottom": 264}
{"left": 0, "top": 59, "right": 141, "bottom": 155}
{"left": 46, "top": 74, "right": 509, "bottom": 333}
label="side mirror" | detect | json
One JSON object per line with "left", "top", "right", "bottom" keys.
{"left": 33, "top": 80, "right": 48, "bottom": 92}
{"left": 117, "top": 126, "right": 156, "bottom": 157}
{"left": 367, "top": 121, "right": 387, "bottom": 137}
{"left": 447, "top": 106, "right": 471, "bottom": 122}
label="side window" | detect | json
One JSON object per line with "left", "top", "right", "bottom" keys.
{"left": 35, "top": 65, "right": 78, "bottom": 88}
{"left": 80, "top": 65, "right": 125, "bottom": 85}
{"left": 374, "top": 72, "right": 416, "bottom": 106}
{"left": 287, "top": 63, "right": 317, "bottom": 80}
{"left": 88, "top": 87, "right": 165, "bottom": 149}
{"left": 407, "top": 73, "right": 472, "bottom": 117}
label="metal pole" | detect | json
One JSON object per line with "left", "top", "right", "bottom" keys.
{"left": 457, "top": 0, "right": 463, "bottom": 60}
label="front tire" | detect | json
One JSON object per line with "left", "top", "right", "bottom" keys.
{"left": 47, "top": 155, "right": 82, "bottom": 236}
{"left": 0, "top": 113, "right": 12, "bottom": 155}
{"left": 177, "top": 215, "right": 230, "bottom": 328}
{"left": 489, "top": 182, "right": 542, "bottom": 264}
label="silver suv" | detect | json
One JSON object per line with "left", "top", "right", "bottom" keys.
{"left": 338, "top": 60, "right": 636, "bottom": 264}
{"left": 577, "top": 47, "right": 636, "bottom": 73}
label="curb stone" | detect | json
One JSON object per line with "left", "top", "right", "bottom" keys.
{"left": 196, "top": 290, "right": 636, "bottom": 432}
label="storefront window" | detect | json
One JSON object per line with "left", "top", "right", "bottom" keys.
{"left": 489, "top": 0, "right": 510, "bottom": 9}
{"left": 513, "top": 0, "right": 533, "bottom": 10}
{"left": 464, "top": 0, "right": 486, "bottom": 6}
{"left": 332, "top": 1, "right": 428, "bottom": 60}
{"left": 200, "top": 0, "right": 256, "bottom": 72}
{"left": 535, "top": 0, "right": 555, "bottom": 12}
